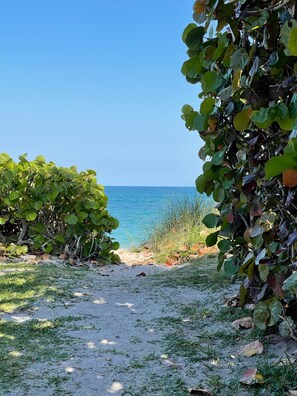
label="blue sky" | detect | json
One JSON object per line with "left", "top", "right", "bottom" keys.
{"left": 0, "top": 0, "right": 202, "bottom": 186}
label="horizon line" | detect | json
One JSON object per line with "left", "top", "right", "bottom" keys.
{"left": 105, "top": 185, "right": 196, "bottom": 188}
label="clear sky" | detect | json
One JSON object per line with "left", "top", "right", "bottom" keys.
{"left": 0, "top": 0, "right": 202, "bottom": 186}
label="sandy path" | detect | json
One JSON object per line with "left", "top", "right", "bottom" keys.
{"left": 4, "top": 255, "right": 292, "bottom": 396}
{"left": 2, "top": 259, "right": 229, "bottom": 396}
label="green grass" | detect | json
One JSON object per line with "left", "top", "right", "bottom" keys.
{"left": 0, "top": 262, "right": 89, "bottom": 313}
{"left": 0, "top": 262, "right": 88, "bottom": 392}
{"left": 145, "top": 196, "right": 214, "bottom": 262}
{"left": 151, "top": 254, "right": 230, "bottom": 291}
{"left": 0, "top": 315, "right": 77, "bottom": 392}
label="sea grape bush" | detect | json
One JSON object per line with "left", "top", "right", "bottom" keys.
{"left": 0, "top": 153, "right": 120, "bottom": 263}
{"left": 182, "top": 0, "right": 297, "bottom": 333}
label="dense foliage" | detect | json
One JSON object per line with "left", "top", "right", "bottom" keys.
{"left": 0, "top": 153, "right": 120, "bottom": 262}
{"left": 182, "top": 0, "right": 297, "bottom": 333}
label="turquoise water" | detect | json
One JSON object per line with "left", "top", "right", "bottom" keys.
{"left": 105, "top": 186, "right": 200, "bottom": 248}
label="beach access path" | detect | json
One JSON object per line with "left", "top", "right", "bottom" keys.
{"left": 1, "top": 251, "right": 295, "bottom": 396}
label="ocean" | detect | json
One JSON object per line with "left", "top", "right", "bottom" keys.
{"left": 105, "top": 186, "right": 200, "bottom": 249}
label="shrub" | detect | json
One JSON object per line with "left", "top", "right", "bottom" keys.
{"left": 182, "top": 1, "right": 297, "bottom": 333}
{"left": 0, "top": 153, "right": 120, "bottom": 263}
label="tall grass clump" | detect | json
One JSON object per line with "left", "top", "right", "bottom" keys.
{"left": 146, "top": 197, "right": 214, "bottom": 262}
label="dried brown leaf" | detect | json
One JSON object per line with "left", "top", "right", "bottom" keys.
{"left": 238, "top": 340, "right": 263, "bottom": 357}
{"left": 240, "top": 367, "right": 265, "bottom": 385}
{"left": 231, "top": 317, "right": 254, "bottom": 329}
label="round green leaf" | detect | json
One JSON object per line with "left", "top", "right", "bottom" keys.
{"left": 0, "top": 153, "right": 11, "bottom": 164}
{"left": 253, "top": 302, "right": 269, "bottom": 330}
{"left": 200, "top": 97, "right": 215, "bottom": 115}
{"left": 26, "top": 211, "right": 37, "bottom": 221}
{"left": 201, "top": 71, "right": 223, "bottom": 92}
{"left": 206, "top": 230, "right": 219, "bottom": 247}
{"left": 77, "top": 211, "right": 88, "bottom": 222}
{"left": 283, "top": 272, "right": 297, "bottom": 295}
{"left": 65, "top": 214, "right": 78, "bottom": 225}
{"left": 193, "top": 114, "right": 208, "bottom": 131}
{"left": 9, "top": 191, "right": 20, "bottom": 201}
{"left": 0, "top": 217, "right": 9, "bottom": 225}
{"left": 230, "top": 48, "right": 248, "bottom": 70}
{"left": 202, "top": 213, "right": 219, "bottom": 228}
{"left": 233, "top": 108, "right": 252, "bottom": 132}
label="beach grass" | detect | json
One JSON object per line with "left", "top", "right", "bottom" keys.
{"left": 145, "top": 196, "right": 214, "bottom": 262}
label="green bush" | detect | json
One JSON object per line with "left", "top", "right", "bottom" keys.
{"left": 182, "top": 1, "right": 297, "bottom": 333}
{"left": 0, "top": 153, "right": 120, "bottom": 263}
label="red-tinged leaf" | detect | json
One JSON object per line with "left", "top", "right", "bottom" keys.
{"left": 250, "top": 201, "right": 263, "bottom": 217}
{"left": 283, "top": 169, "right": 297, "bottom": 188}
{"left": 267, "top": 273, "right": 286, "bottom": 298}
{"left": 240, "top": 367, "right": 265, "bottom": 385}
{"left": 238, "top": 340, "right": 264, "bottom": 357}
{"left": 227, "top": 211, "right": 234, "bottom": 223}
{"left": 193, "top": 1, "right": 206, "bottom": 14}
{"left": 231, "top": 317, "right": 254, "bottom": 329}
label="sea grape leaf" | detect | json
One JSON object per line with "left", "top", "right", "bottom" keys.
{"left": 224, "top": 256, "right": 240, "bottom": 275}
{"left": 283, "top": 272, "right": 297, "bottom": 295}
{"left": 219, "top": 86, "right": 232, "bottom": 100}
{"left": 200, "top": 97, "right": 215, "bottom": 115}
{"left": 288, "top": 231, "right": 297, "bottom": 246}
{"left": 255, "top": 248, "right": 267, "bottom": 265}
{"left": 183, "top": 24, "right": 205, "bottom": 51}
{"left": 34, "top": 201, "right": 43, "bottom": 211}
{"left": 206, "top": 230, "right": 219, "bottom": 247}
{"left": 283, "top": 169, "right": 297, "bottom": 188}
{"left": 201, "top": 71, "right": 223, "bottom": 92}
{"left": 64, "top": 214, "right": 78, "bottom": 225}
{"left": 26, "top": 211, "right": 37, "bottom": 221}
{"left": 267, "top": 298, "right": 282, "bottom": 327}
{"left": 253, "top": 302, "right": 269, "bottom": 330}
{"left": 0, "top": 153, "right": 11, "bottom": 164}
{"left": 194, "top": 114, "right": 208, "bottom": 131}
{"left": 259, "top": 264, "right": 269, "bottom": 282}
{"left": 233, "top": 108, "right": 252, "bottom": 132}
{"left": 181, "top": 56, "right": 203, "bottom": 79}
{"left": 267, "top": 273, "right": 285, "bottom": 298}
{"left": 230, "top": 48, "right": 248, "bottom": 70}
{"left": 202, "top": 213, "right": 219, "bottom": 228}
{"left": 281, "top": 21, "right": 297, "bottom": 56}
{"left": 279, "top": 317, "right": 296, "bottom": 338}
{"left": 9, "top": 191, "right": 20, "bottom": 201}
{"left": 218, "top": 239, "right": 230, "bottom": 253}
{"left": 195, "top": 174, "right": 207, "bottom": 194}
{"left": 249, "top": 225, "right": 264, "bottom": 238}
{"left": 35, "top": 155, "right": 46, "bottom": 163}
{"left": 265, "top": 155, "right": 297, "bottom": 179}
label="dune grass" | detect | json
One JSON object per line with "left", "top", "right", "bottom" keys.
{"left": 145, "top": 196, "right": 214, "bottom": 262}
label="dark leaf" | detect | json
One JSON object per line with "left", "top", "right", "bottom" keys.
{"left": 267, "top": 273, "right": 285, "bottom": 299}
{"left": 288, "top": 231, "right": 297, "bottom": 246}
